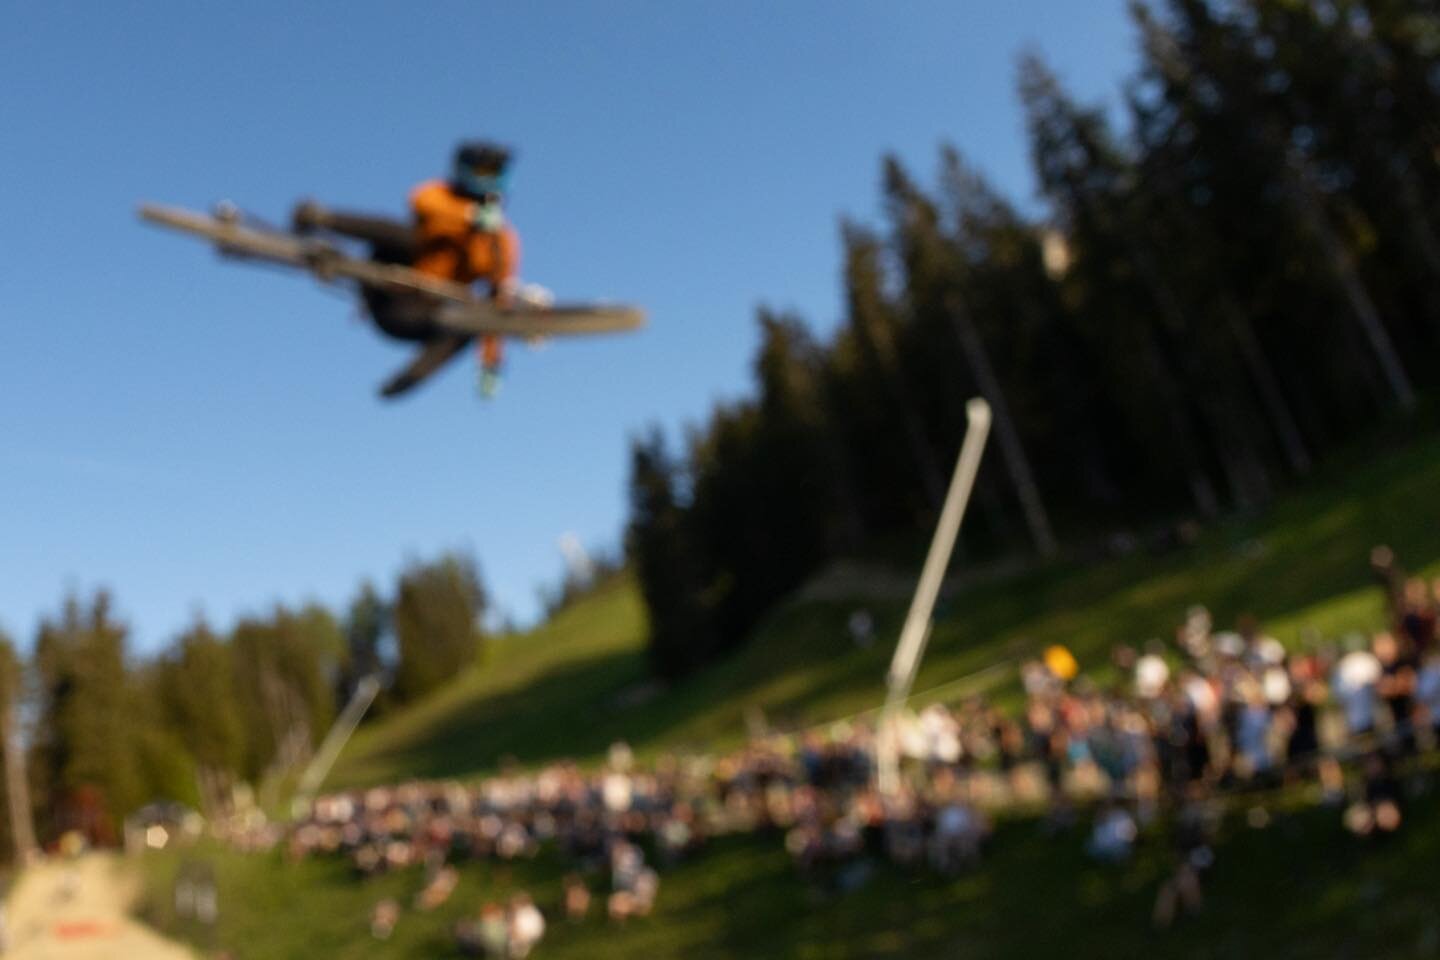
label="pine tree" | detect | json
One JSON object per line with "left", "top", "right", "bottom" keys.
{"left": 1243, "top": 0, "right": 1440, "bottom": 349}
{"left": 1020, "top": 52, "right": 1224, "bottom": 516}
{"left": 391, "top": 554, "right": 487, "bottom": 703}
{"left": 754, "top": 309, "right": 863, "bottom": 561}
{"left": 157, "top": 620, "right": 245, "bottom": 814}
{"left": 883, "top": 155, "right": 1059, "bottom": 556}
{"left": 31, "top": 591, "right": 143, "bottom": 843}
{"left": 340, "top": 581, "right": 390, "bottom": 707}
{"left": 1157, "top": 0, "right": 1417, "bottom": 410}
{"left": 840, "top": 222, "right": 948, "bottom": 515}
{"left": 0, "top": 633, "right": 37, "bottom": 864}
{"left": 1127, "top": 6, "right": 1314, "bottom": 480}
{"left": 626, "top": 429, "right": 719, "bottom": 678}
{"left": 230, "top": 604, "right": 342, "bottom": 781}
{"left": 939, "top": 146, "right": 1126, "bottom": 516}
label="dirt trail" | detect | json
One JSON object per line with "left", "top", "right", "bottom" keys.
{"left": 3, "top": 852, "right": 194, "bottom": 959}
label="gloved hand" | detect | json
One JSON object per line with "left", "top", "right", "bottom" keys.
{"left": 470, "top": 200, "right": 505, "bottom": 233}
{"left": 515, "top": 283, "right": 554, "bottom": 309}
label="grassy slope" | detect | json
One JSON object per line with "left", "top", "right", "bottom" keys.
{"left": 333, "top": 433, "right": 1440, "bottom": 788}
{"left": 143, "top": 776, "right": 1440, "bottom": 959}
{"left": 141, "top": 433, "right": 1440, "bottom": 959}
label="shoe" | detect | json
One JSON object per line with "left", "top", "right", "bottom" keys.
{"left": 291, "top": 199, "right": 327, "bottom": 234}
{"left": 478, "top": 368, "right": 502, "bottom": 399}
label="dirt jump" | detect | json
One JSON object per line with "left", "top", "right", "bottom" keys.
{"left": 3, "top": 853, "right": 193, "bottom": 959}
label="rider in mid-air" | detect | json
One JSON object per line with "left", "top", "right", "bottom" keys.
{"left": 292, "top": 141, "right": 520, "bottom": 397}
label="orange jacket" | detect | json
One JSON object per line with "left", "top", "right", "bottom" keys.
{"left": 409, "top": 179, "right": 519, "bottom": 290}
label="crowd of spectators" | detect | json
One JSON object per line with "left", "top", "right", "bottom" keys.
{"left": 270, "top": 545, "right": 1440, "bottom": 944}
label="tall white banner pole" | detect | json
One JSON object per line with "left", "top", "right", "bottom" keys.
{"left": 877, "top": 398, "right": 991, "bottom": 797}
{"left": 292, "top": 675, "right": 381, "bottom": 818}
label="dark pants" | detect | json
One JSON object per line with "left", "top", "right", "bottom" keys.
{"left": 313, "top": 210, "right": 433, "bottom": 341}
{"left": 316, "top": 210, "right": 416, "bottom": 263}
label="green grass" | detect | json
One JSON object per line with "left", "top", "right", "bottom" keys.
{"left": 141, "top": 777, "right": 1440, "bottom": 959}
{"left": 332, "top": 432, "right": 1440, "bottom": 788}
{"left": 141, "top": 432, "right": 1440, "bottom": 958}
{"left": 333, "top": 578, "right": 652, "bottom": 786}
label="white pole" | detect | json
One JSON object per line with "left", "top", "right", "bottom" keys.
{"left": 291, "top": 675, "right": 381, "bottom": 818}
{"left": 877, "top": 398, "right": 992, "bottom": 797}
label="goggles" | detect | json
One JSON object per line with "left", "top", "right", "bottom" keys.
{"left": 454, "top": 164, "right": 508, "bottom": 200}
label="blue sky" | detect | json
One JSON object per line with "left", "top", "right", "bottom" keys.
{"left": 0, "top": 1, "right": 1137, "bottom": 652}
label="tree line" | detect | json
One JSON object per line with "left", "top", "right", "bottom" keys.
{"left": 628, "top": 0, "right": 1440, "bottom": 679}
{"left": 0, "top": 551, "right": 488, "bottom": 858}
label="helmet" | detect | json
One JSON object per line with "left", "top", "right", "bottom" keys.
{"left": 452, "top": 141, "right": 512, "bottom": 201}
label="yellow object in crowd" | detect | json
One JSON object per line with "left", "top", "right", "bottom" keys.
{"left": 1043, "top": 644, "right": 1078, "bottom": 681}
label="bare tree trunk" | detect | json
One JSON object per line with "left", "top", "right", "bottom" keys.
{"left": 861, "top": 335, "right": 947, "bottom": 511}
{"left": 1015, "top": 291, "right": 1123, "bottom": 506}
{"left": 1220, "top": 298, "right": 1313, "bottom": 476}
{"left": 1122, "top": 239, "right": 1242, "bottom": 512}
{"left": 1120, "top": 221, "right": 1282, "bottom": 507}
{"left": 1282, "top": 147, "right": 1417, "bottom": 410}
{"left": 946, "top": 294, "right": 1059, "bottom": 558}
{"left": 1395, "top": 168, "right": 1440, "bottom": 281}
{"left": 817, "top": 380, "right": 868, "bottom": 552}
{"left": 1067, "top": 185, "right": 1221, "bottom": 517}
{"left": 3, "top": 702, "right": 38, "bottom": 865}
{"left": 887, "top": 367, "right": 947, "bottom": 511}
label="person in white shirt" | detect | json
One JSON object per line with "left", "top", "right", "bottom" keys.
{"left": 1333, "top": 637, "right": 1382, "bottom": 736}
{"left": 507, "top": 894, "right": 545, "bottom": 958}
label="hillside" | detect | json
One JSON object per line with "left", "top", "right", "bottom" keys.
{"left": 142, "top": 791, "right": 1440, "bottom": 959}
{"left": 331, "top": 431, "right": 1440, "bottom": 789}
{"left": 138, "top": 432, "right": 1440, "bottom": 960}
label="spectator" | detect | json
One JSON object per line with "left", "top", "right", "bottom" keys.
{"left": 1233, "top": 679, "right": 1274, "bottom": 781}
{"left": 1178, "top": 605, "right": 1212, "bottom": 660}
{"left": 1370, "top": 544, "right": 1404, "bottom": 617}
{"left": 455, "top": 902, "right": 510, "bottom": 959}
{"left": 1086, "top": 802, "right": 1137, "bottom": 863}
{"left": 370, "top": 899, "right": 400, "bottom": 940}
{"left": 848, "top": 608, "right": 875, "bottom": 649}
{"left": 1135, "top": 643, "right": 1170, "bottom": 700}
{"left": 1399, "top": 577, "right": 1436, "bottom": 655}
{"left": 1374, "top": 631, "right": 1418, "bottom": 752}
{"left": 562, "top": 874, "right": 591, "bottom": 921}
{"left": 506, "top": 894, "right": 545, "bottom": 958}
{"left": 1415, "top": 649, "right": 1440, "bottom": 745}
{"left": 417, "top": 865, "right": 459, "bottom": 911}
{"left": 1153, "top": 786, "right": 1214, "bottom": 929}
{"left": 631, "top": 867, "right": 660, "bottom": 916}
{"left": 1333, "top": 636, "right": 1381, "bottom": 736}
{"left": 1344, "top": 751, "right": 1403, "bottom": 837}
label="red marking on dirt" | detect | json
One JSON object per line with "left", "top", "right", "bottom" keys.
{"left": 52, "top": 920, "right": 119, "bottom": 940}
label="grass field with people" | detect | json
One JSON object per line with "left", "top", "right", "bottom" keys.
{"left": 331, "top": 433, "right": 1440, "bottom": 789}
{"left": 141, "top": 789, "right": 1440, "bottom": 960}
{"left": 139, "top": 432, "right": 1440, "bottom": 958}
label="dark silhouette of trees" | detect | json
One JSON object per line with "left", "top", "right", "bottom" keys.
{"left": 626, "top": 429, "right": 720, "bottom": 679}
{"left": 627, "top": 0, "right": 1440, "bottom": 676}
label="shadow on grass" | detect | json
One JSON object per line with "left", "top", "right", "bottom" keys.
{"left": 341, "top": 435, "right": 1440, "bottom": 789}
{"left": 144, "top": 764, "right": 1440, "bottom": 959}
{"left": 344, "top": 648, "right": 651, "bottom": 784}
